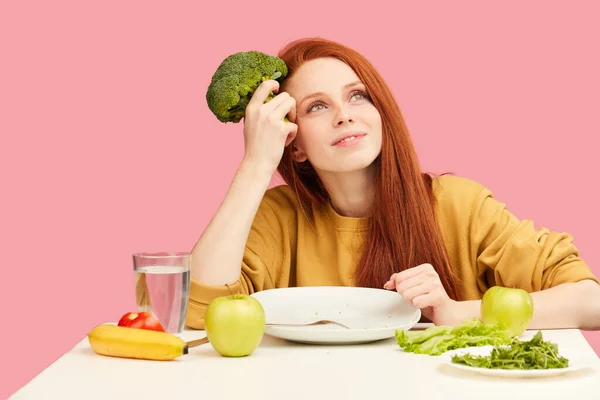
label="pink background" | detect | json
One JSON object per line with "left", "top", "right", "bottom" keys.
{"left": 2, "top": 1, "right": 599, "bottom": 397}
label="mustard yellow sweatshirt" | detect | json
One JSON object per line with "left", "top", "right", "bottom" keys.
{"left": 186, "top": 175, "right": 598, "bottom": 329}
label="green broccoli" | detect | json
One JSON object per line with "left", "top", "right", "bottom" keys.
{"left": 206, "top": 51, "right": 289, "bottom": 123}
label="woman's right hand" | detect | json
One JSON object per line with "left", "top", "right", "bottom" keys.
{"left": 242, "top": 80, "right": 298, "bottom": 173}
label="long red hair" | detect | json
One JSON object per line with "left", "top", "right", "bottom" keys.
{"left": 276, "top": 37, "right": 460, "bottom": 300}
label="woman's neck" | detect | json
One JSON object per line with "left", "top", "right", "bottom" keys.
{"left": 317, "top": 164, "right": 377, "bottom": 218}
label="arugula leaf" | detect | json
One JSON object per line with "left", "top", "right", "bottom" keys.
{"left": 395, "top": 318, "right": 513, "bottom": 356}
{"left": 451, "top": 331, "right": 570, "bottom": 369}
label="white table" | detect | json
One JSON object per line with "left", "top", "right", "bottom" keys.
{"left": 12, "top": 327, "right": 600, "bottom": 399}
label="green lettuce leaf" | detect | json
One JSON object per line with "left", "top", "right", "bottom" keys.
{"left": 451, "top": 331, "right": 570, "bottom": 369}
{"left": 395, "top": 318, "right": 513, "bottom": 356}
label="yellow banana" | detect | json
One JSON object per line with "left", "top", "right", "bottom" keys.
{"left": 87, "top": 324, "right": 188, "bottom": 361}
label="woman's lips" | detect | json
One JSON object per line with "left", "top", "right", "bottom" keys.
{"left": 332, "top": 133, "right": 367, "bottom": 147}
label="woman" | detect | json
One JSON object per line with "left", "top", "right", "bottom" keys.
{"left": 186, "top": 37, "right": 600, "bottom": 330}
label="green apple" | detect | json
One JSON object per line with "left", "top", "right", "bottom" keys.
{"left": 481, "top": 286, "right": 534, "bottom": 337}
{"left": 204, "top": 294, "right": 265, "bottom": 357}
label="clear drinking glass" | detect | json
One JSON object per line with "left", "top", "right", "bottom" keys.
{"left": 133, "top": 252, "right": 191, "bottom": 334}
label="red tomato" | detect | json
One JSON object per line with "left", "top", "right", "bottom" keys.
{"left": 117, "top": 312, "right": 165, "bottom": 332}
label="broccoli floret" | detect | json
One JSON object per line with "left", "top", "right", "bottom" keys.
{"left": 206, "top": 51, "right": 289, "bottom": 123}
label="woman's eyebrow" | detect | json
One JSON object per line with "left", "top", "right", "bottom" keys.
{"left": 300, "top": 81, "right": 364, "bottom": 106}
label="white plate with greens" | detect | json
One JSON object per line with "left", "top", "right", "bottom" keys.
{"left": 250, "top": 286, "right": 421, "bottom": 344}
{"left": 444, "top": 332, "right": 591, "bottom": 378}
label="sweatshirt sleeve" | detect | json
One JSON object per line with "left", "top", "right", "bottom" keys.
{"left": 469, "top": 185, "right": 599, "bottom": 292}
{"left": 185, "top": 187, "right": 295, "bottom": 329}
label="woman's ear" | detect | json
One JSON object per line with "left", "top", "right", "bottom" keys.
{"left": 292, "top": 143, "right": 308, "bottom": 162}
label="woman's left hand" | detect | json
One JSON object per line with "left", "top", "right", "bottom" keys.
{"left": 383, "top": 263, "right": 462, "bottom": 326}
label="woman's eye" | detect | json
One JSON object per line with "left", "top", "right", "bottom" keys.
{"left": 308, "top": 103, "right": 325, "bottom": 112}
{"left": 350, "top": 90, "right": 368, "bottom": 101}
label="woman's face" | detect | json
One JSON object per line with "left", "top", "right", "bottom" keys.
{"left": 283, "top": 57, "right": 383, "bottom": 173}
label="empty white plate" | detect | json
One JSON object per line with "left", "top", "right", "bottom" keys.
{"left": 444, "top": 345, "right": 592, "bottom": 378}
{"left": 250, "top": 286, "right": 421, "bottom": 344}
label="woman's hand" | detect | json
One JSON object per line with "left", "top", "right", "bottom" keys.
{"left": 242, "top": 79, "right": 298, "bottom": 174}
{"left": 383, "top": 263, "right": 463, "bottom": 326}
